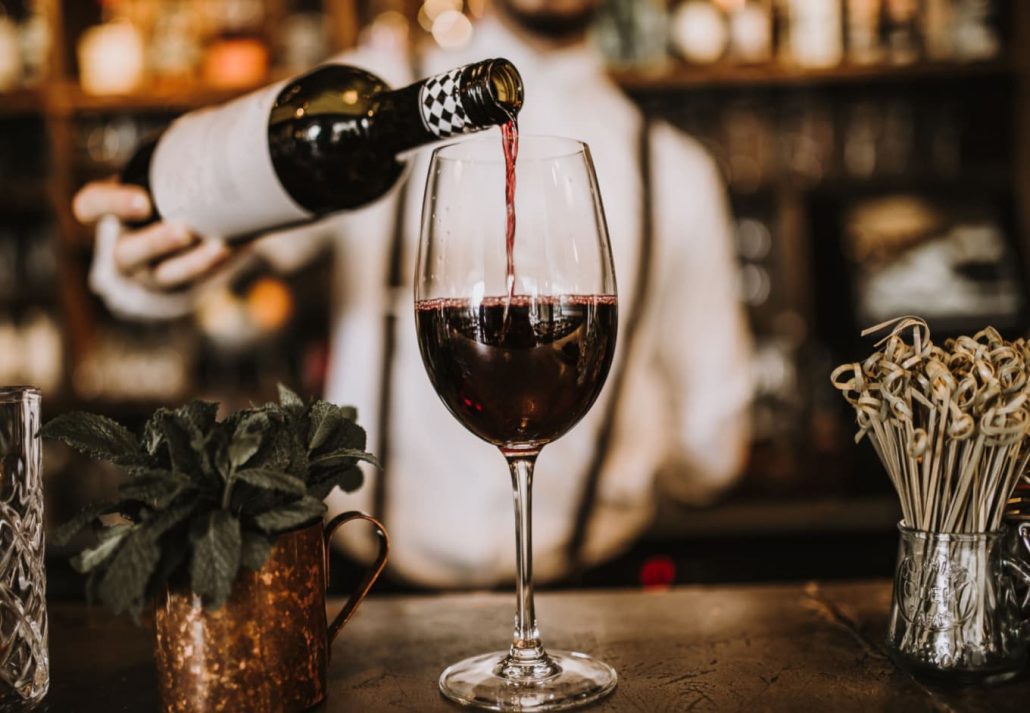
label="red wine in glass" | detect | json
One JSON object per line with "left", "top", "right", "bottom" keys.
{"left": 416, "top": 294, "right": 617, "bottom": 449}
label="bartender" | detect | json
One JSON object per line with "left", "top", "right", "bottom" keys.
{"left": 71, "top": 0, "right": 753, "bottom": 588}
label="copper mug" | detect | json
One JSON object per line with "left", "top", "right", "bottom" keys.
{"left": 155, "top": 512, "right": 389, "bottom": 713}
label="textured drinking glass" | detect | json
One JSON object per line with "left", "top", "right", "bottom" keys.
{"left": 887, "top": 524, "right": 1030, "bottom": 683}
{"left": 0, "top": 387, "right": 48, "bottom": 706}
{"left": 416, "top": 137, "right": 618, "bottom": 711}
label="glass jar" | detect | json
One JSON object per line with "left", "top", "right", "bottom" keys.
{"left": 887, "top": 524, "right": 1030, "bottom": 683}
{"left": 0, "top": 386, "right": 48, "bottom": 706}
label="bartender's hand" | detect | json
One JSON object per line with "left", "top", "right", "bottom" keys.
{"left": 73, "top": 181, "right": 232, "bottom": 290}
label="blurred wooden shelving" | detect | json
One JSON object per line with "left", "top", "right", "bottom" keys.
{"left": 48, "top": 78, "right": 290, "bottom": 115}
{"left": 0, "top": 89, "right": 47, "bottom": 116}
{"left": 612, "top": 57, "right": 1014, "bottom": 92}
{"left": 0, "top": 0, "right": 363, "bottom": 401}
{"left": 7, "top": 58, "right": 1010, "bottom": 116}
{"left": 0, "top": 80, "right": 277, "bottom": 118}
{"left": 0, "top": 180, "right": 51, "bottom": 212}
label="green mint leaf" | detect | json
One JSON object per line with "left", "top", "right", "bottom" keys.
{"left": 96, "top": 528, "right": 161, "bottom": 616}
{"left": 309, "top": 448, "right": 380, "bottom": 469}
{"left": 245, "top": 427, "right": 305, "bottom": 477}
{"left": 229, "top": 411, "right": 270, "bottom": 473}
{"left": 308, "top": 405, "right": 367, "bottom": 460}
{"left": 70, "top": 524, "right": 131, "bottom": 573}
{"left": 235, "top": 468, "right": 306, "bottom": 495}
{"left": 240, "top": 531, "right": 276, "bottom": 571}
{"left": 119, "top": 470, "right": 193, "bottom": 509}
{"left": 142, "top": 408, "right": 170, "bottom": 457}
{"left": 307, "top": 465, "right": 364, "bottom": 501}
{"left": 175, "top": 401, "right": 221, "bottom": 475}
{"left": 178, "top": 400, "right": 219, "bottom": 435}
{"left": 148, "top": 543, "right": 189, "bottom": 598}
{"left": 41, "top": 412, "right": 146, "bottom": 466}
{"left": 252, "top": 496, "right": 327, "bottom": 533}
{"left": 157, "top": 411, "right": 205, "bottom": 476}
{"left": 307, "top": 401, "right": 341, "bottom": 452}
{"left": 189, "top": 510, "right": 242, "bottom": 610}
{"left": 228, "top": 483, "right": 280, "bottom": 516}
{"left": 142, "top": 497, "right": 201, "bottom": 539}
{"left": 52, "top": 503, "right": 113, "bottom": 546}
{"left": 277, "top": 383, "right": 305, "bottom": 413}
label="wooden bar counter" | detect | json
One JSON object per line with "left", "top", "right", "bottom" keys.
{"left": 40, "top": 581, "right": 1029, "bottom": 712}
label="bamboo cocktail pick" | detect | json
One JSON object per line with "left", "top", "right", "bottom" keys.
{"left": 831, "top": 316, "right": 1030, "bottom": 533}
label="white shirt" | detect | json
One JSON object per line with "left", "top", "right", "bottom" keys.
{"left": 90, "top": 19, "right": 752, "bottom": 588}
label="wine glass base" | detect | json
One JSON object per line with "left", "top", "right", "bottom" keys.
{"left": 439, "top": 650, "right": 617, "bottom": 711}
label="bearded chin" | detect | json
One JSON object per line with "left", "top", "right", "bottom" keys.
{"left": 497, "top": 2, "right": 598, "bottom": 39}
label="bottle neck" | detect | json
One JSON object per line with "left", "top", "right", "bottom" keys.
{"left": 375, "top": 58, "right": 524, "bottom": 155}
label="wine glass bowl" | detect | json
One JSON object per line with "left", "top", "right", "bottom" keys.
{"left": 415, "top": 293, "right": 617, "bottom": 450}
{"left": 415, "top": 135, "right": 618, "bottom": 711}
{"left": 417, "top": 136, "right": 618, "bottom": 453}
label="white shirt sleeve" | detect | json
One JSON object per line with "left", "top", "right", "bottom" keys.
{"left": 649, "top": 123, "right": 753, "bottom": 505}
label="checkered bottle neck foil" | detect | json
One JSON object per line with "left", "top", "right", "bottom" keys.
{"left": 418, "top": 59, "right": 523, "bottom": 139}
{"left": 420, "top": 67, "right": 471, "bottom": 139}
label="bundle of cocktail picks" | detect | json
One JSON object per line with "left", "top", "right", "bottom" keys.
{"left": 831, "top": 316, "right": 1030, "bottom": 533}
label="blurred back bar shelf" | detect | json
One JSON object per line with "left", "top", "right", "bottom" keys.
{"left": 1, "top": 0, "right": 1028, "bottom": 588}
{"left": 0, "top": 0, "right": 363, "bottom": 548}
{"left": 595, "top": 0, "right": 1030, "bottom": 583}
{"left": 612, "top": 56, "right": 1013, "bottom": 90}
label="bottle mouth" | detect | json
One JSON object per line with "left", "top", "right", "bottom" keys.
{"left": 487, "top": 59, "right": 524, "bottom": 116}
{"left": 462, "top": 58, "right": 524, "bottom": 126}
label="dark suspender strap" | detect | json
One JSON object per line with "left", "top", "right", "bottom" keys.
{"left": 566, "top": 117, "right": 655, "bottom": 571}
{"left": 371, "top": 181, "right": 409, "bottom": 524}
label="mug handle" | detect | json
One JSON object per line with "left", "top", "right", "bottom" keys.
{"left": 323, "top": 511, "right": 391, "bottom": 647}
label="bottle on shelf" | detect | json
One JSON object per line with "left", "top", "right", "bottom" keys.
{"left": 148, "top": 0, "right": 202, "bottom": 85}
{"left": 0, "top": 2, "right": 22, "bottom": 91}
{"left": 883, "top": 0, "right": 922, "bottom": 64}
{"left": 275, "top": 0, "right": 331, "bottom": 74}
{"left": 121, "top": 57, "right": 524, "bottom": 242}
{"left": 19, "top": 1, "right": 51, "bottom": 87}
{"left": 77, "top": 0, "right": 146, "bottom": 95}
{"left": 952, "top": 0, "right": 1000, "bottom": 61}
{"left": 782, "top": 0, "right": 844, "bottom": 69}
{"left": 845, "top": 0, "right": 884, "bottom": 65}
{"left": 671, "top": 1, "right": 728, "bottom": 66}
{"left": 727, "top": 0, "right": 773, "bottom": 65}
{"left": 202, "top": 0, "right": 268, "bottom": 89}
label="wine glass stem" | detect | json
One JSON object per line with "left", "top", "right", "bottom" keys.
{"left": 506, "top": 453, "right": 545, "bottom": 662}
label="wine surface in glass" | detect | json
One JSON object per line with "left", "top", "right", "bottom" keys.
{"left": 416, "top": 294, "right": 617, "bottom": 449}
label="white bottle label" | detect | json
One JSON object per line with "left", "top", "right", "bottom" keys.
{"left": 150, "top": 80, "right": 312, "bottom": 240}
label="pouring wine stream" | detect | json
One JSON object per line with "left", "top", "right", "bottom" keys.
{"left": 501, "top": 116, "right": 519, "bottom": 326}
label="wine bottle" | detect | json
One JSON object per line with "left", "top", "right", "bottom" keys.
{"left": 122, "top": 58, "right": 523, "bottom": 241}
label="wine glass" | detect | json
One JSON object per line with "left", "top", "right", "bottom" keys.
{"left": 415, "top": 135, "right": 618, "bottom": 711}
